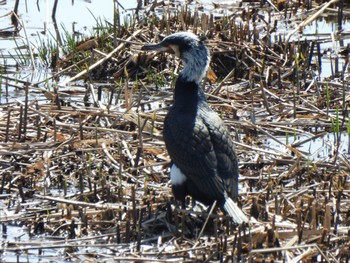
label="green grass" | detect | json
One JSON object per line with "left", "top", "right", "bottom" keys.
{"left": 35, "top": 33, "right": 58, "bottom": 67}
{"left": 11, "top": 38, "right": 31, "bottom": 66}
{"left": 146, "top": 67, "right": 167, "bottom": 88}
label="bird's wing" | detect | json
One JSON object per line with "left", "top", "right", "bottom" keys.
{"left": 163, "top": 107, "right": 237, "bottom": 200}
{"left": 201, "top": 109, "right": 239, "bottom": 199}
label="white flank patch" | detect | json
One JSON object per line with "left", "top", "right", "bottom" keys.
{"left": 170, "top": 164, "right": 187, "bottom": 185}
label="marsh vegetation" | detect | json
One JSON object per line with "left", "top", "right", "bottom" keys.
{"left": 0, "top": 0, "right": 350, "bottom": 262}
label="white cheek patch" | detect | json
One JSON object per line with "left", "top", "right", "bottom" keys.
{"left": 170, "top": 164, "right": 187, "bottom": 185}
{"left": 169, "top": 44, "right": 180, "bottom": 58}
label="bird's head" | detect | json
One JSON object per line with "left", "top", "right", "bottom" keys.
{"left": 142, "top": 32, "right": 210, "bottom": 83}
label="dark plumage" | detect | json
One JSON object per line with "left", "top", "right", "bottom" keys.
{"left": 142, "top": 32, "right": 248, "bottom": 224}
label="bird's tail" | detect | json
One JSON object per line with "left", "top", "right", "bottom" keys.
{"left": 223, "top": 196, "right": 248, "bottom": 224}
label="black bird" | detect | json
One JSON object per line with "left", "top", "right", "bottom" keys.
{"left": 142, "top": 32, "right": 248, "bottom": 224}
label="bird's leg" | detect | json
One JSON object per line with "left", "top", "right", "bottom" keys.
{"left": 181, "top": 198, "right": 186, "bottom": 210}
{"left": 172, "top": 197, "right": 186, "bottom": 225}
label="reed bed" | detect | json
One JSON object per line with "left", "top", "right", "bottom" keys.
{"left": 1, "top": 0, "right": 350, "bottom": 262}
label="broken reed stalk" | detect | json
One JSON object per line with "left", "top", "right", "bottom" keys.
{"left": 5, "top": 109, "right": 12, "bottom": 142}
{"left": 17, "top": 105, "right": 23, "bottom": 141}
{"left": 12, "top": 12, "right": 37, "bottom": 70}
{"left": 113, "top": 0, "right": 120, "bottom": 47}
{"left": 338, "top": 0, "right": 344, "bottom": 31}
{"left": 22, "top": 82, "right": 29, "bottom": 138}
{"left": 52, "top": 0, "right": 59, "bottom": 19}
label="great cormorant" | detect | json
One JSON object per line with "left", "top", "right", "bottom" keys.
{"left": 142, "top": 32, "right": 248, "bottom": 224}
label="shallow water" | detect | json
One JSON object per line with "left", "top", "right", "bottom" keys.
{"left": 264, "top": 132, "right": 350, "bottom": 160}
{"left": 0, "top": 0, "right": 135, "bottom": 103}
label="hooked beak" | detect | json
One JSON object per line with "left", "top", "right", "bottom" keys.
{"left": 142, "top": 43, "right": 180, "bottom": 59}
{"left": 141, "top": 43, "right": 169, "bottom": 52}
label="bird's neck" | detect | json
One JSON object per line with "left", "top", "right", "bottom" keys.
{"left": 173, "top": 76, "right": 207, "bottom": 110}
{"left": 179, "top": 47, "right": 210, "bottom": 84}
{"left": 172, "top": 45, "right": 210, "bottom": 109}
